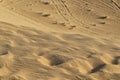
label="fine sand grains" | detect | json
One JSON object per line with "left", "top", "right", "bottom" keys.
{"left": 0, "top": 0, "right": 120, "bottom": 80}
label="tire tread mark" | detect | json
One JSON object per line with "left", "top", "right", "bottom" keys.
{"left": 59, "top": 0, "right": 89, "bottom": 27}
{"left": 51, "top": 0, "right": 69, "bottom": 22}
{"left": 111, "top": 0, "right": 120, "bottom": 9}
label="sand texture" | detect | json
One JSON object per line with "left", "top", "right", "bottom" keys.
{"left": 0, "top": 0, "right": 120, "bottom": 80}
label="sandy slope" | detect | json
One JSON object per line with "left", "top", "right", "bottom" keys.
{"left": 0, "top": 0, "right": 120, "bottom": 80}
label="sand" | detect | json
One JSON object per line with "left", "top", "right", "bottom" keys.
{"left": 0, "top": 0, "right": 120, "bottom": 80}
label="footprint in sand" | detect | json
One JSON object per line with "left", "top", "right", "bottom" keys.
{"left": 0, "top": 44, "right": 11, "bottom": 56}
{"left": 112, "top": 56, "right": 120, "bottom": 65}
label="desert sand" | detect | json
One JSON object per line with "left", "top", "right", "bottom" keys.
{"left": 0, "top": 0, "right": 120, "bottom": 80}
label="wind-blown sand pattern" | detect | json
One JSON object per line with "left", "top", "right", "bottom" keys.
{"left": 0, "top": 0, "right": 120, "bottom": 80}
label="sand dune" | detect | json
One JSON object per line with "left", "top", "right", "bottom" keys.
{"left": 0, "top": 0, "right": 120, "bottom": 80}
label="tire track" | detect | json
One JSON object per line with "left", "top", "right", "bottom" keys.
{"left": 59, "top": 0, "right": 91, "bottom": 27}
{"left": 111, "top": 0, "right": 120, "bottom": 9}
{"left": 51, "top": 0, "right": 89, "bottom": 28}
{"left": 51, "top": 0, "right": 69, "bottom": 22}
{"left": 99, "top": 0, "right": 120, "bottom": 19}
{"left": 73, "top": 0, "right": 120, "bottom": 22}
